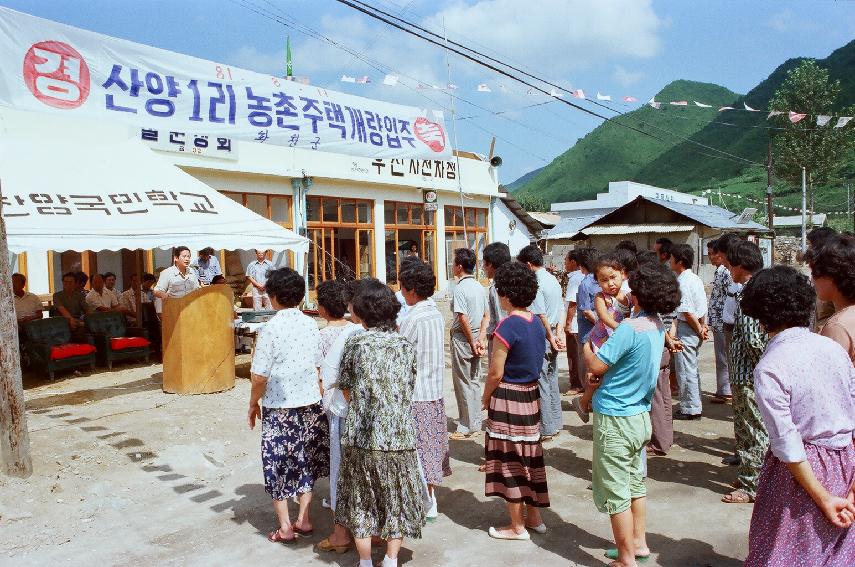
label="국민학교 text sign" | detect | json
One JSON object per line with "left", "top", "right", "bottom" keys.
{"left": 0, "top": 7, "right": 451, "bottom": 160}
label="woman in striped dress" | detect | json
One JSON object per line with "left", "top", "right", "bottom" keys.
{"left": 481, "top": 262, "right": 549, "bottom": 540}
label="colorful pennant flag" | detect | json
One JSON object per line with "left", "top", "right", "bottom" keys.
{"left": 382, "top": 74, "right": 399, "bottom": 86}
{"left": 572, "top": 89, "right": 585, "bottom": 99}
{"left": 356, "top": 76, "right": 371, "bottom": 84}
{"left": 719, "top": 106, "right": 734, "bottom": 111}
{"left": 744, "top": 103, "right": 760, "bottom": 112}
{"left": 447, "top": 83, "right": 458, "bottom": 90}
{"left": 648, "top": 97, "right": 661, "bottom": 109}
{"left": 836, "top": 117, "right": 852, "bottom": 128}
{"left": 670, "top": 100, "right": 688, "bottom": 106}
{"left": 549, "top": 88, "right": 563, "bottom": 98}
{"left": 816, "top": 115, "right": 832, "bottom": 127}
{"left": 693, "top": 101, "right": 712, "bottom": 108}
{"left": 623, "top": 96, "right": 637, "bottom": 103}
{"left": 477, "top": 83, "right": 491, "bottom": 92}
{"left": 789, "top": 111, "right": 807, "bottom": 123}
{"left": 340, "top": 75, "right": 356, "bottom": 83}
{"left": 596, "top": 92, "right": 611, "bottom": 101}
{"left": 767, "top": 110, "right": 783, "bottom": 118}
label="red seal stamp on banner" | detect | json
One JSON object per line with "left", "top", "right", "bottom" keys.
{"left": 414, "top": 117, "right": 447, "bottom": 153}
{"left": 23, "top": 41, "right": 90, "bottom": 109}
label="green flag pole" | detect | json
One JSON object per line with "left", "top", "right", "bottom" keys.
{"left": 286, "top": 36, "right": 293, "bottom": 78}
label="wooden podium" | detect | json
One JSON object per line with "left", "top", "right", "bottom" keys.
{"left": 161, "top": 285, "right": 235, "bottom": 394}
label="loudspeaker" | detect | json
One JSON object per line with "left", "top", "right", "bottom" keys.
{"left": 490, "top": 155, "right": 503, "bottom": 167}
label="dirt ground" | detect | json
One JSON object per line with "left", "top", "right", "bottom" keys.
{"left": 1, "top": 306, "right": 751, "bottom": 567}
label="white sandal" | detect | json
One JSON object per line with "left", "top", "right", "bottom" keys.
{"left": 525, "top": 523, "right": 547, "bottom": 534}
{"left": 488, "top": 526, "right": 531, "bottom": 540}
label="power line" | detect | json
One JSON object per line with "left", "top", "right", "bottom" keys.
{"left": 339, "top": 0, "right": 764, "bottom": 167}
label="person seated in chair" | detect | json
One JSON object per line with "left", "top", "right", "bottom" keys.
{"left": 120, "top": 273, "right": 156, "bottom": 324}
{"left": 86, "top": 274, "right": 122, "bottom": 313}
{"left": 53, "top": 272, "right": 91, "bottom": 334}
{"left": 13, "top": 273, "right": 43, "bottom": 328}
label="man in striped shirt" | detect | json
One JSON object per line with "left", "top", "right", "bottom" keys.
{"left": 399, "top": 260, "right": 450, "bottom": 520}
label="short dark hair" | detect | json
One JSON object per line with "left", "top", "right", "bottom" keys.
{"left": 594, "top": 252, "right": 624, "bottom": 276}
{"left": 316, "top": 280, "right": 347, "bottom": 319}
{"left": 670, "top": 244, "right": 694, "bottom": 269}
{"left": 807, "top": 227, "right": 837, "bottom": 250}
{"left": 342, "top": 279, "right": 361, "bottom": 307}
{"left": 483, "top": 242, "right": 511, "bottom": 269}
{"left": 516, "top": 244, "right": 544, "bottom": 267}
{"left": 352, "top": 278, "right": 400, "bottom": 330}
{"left": 494, "top": 261, "right": 538, "bottom": 309}
{"left": 199, "top": 247, "right": 215, "bottom": 256}
{"left": 635, "top": 249, "right": 659, "bottom": 267}
{"left": 713, "top": 233, "right": 740, "bottom": 255}
{"left": 211, "top": 274, "right": 226, "bottom": 285}
{"left": 566, "top": 249, "right": 581, "bottom": 264}
{"left": 63, "top": 271, "right": 77, "bottom": 282}
{"left": 453, "top": 248, "right": 476, "bottom": 274}
{"left": 616, "top": 240, "right": 638, "bottom": 254}
{"left": 103, "top": 271, "right": 117, "bottom": 280}
{"left": 614, "top": 248, "right": 638, "bottom": 274}
{"left": 727, "top": 241, "right": 763, "bottom": 273}
{"left": 809, "top": 234, "right": 855, "bottom": 303}
{"left": 142, "top": 273, "right": 157, "bottom": 284}
{"left": 264, "top": 267, "right": 305, "bottom": 308}
{"left": 12, "top": 272, "right": 25, "bottom": 284}
{"left": 706, "top": 239, "right": 717, "bottom": 250}
{"left": 75, "top": 271, "right": 88, "bottom": 285}
{"left": 578, "top": 247, "right": 599, "bottom": 272}
{"left": 655, "top": 237, "right": 673, "bottom": 258}
{"left": 399, "top": 255, "right": 422, "bottom": 272}
{"left": 399, "top": 261, "right": 436, "bottom": 299}
{"left": 740, "top": 266, "right": 814, "bottom": 332}
{"left": 629, "top": 263, "right": 681, "bottom": 315}
{"left": 173, "top": 246, "right": 190, "bottom": 258}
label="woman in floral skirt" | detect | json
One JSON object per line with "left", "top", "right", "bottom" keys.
{"left": 336, "top": 279, "right": 426, "bottom": 567}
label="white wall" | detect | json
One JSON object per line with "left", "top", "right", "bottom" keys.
{"left": 491, "top": 200, "right": 534, "bottom": 255}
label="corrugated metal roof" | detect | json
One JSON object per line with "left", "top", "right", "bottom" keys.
{"left": 543, "top": 212, "right": 614, "bottom": 239}
{"left": 653, "top": 199, "right": 769, "bottom": 231}
{"left": 580, "top": 223, "right": 694, "bottom": 235}
{"left": 528, "top": 211, "right": 560, "bottom": 227}
{"left": 773, "top": 214, "right": 827, "bottom": 227}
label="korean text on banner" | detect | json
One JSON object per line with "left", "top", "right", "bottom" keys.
{"left": 0, "top": 7, "right": 451, "bottom": 160}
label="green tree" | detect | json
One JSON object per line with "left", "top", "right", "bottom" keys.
{"left": 514, "top": 193, "right": 550, "bottom": 213}
{"left": 769, "top": 60, "right": 855, "bottom": 195}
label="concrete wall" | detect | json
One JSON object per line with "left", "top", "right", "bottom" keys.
{"left": 491, "top": 199, "right": 535, "bottom": 255}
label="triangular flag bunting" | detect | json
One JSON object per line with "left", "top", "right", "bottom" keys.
{"left": 447, "top": 83, "right": 458, "bottom": 90}
{"left": 477, "top": 83, "right": 491, "bottom": 92}
{"left": 596, "top": 92, "right": 611, "bottom": 101}
{"left": 355, "top": 76, "right": 371, "bottom": 84}
{"left": 623, "top": 96, "right": 637, "bottom": 103}
{"left": 789, "top": 111, "right": 807, "bottom": 123}
{"left": 744, "top": 103, "right": 760, "bottom": 111}
{"left": 572, "top": 89, "right": 585, "bottom": 99}
{"left": 340, "top": 75, "right": 356, "bottom": 83}
{"left": 549, "top": 88, "right": 564, "bottom": 98}
{"left": 670, "top": 100, "right": 688, "bottom": 106}
{"left": 816, "top": 115, "right": 832, "bottom": 127}
{"left": 694, "top": 101, "right": 712, "bottom": 108}
{"left": 648, "top": 97, "right": 661, "bottom": 109}
{"left": 382, "top": 74, "right": 399, "bottom": 86}
{"left": 767, "top": 111, "right": 783, "bottom": 119}
{"left": 836, "top": 117, "right": 852, "bottom": 128}
{"left": 719, "top": 106, "right": 734, "bottom": 111}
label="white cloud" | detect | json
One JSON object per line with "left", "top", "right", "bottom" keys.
{"left": 767, "top": 9, "right": 817, "bottom": 33}
{"left": 612, "top": 64, "right": 645, "bottom": 86}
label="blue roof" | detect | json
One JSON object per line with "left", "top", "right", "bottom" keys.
{"left": 652, "top": 198, "right": 769, "bottom": 232}
{"left": 544, "top": 211, "right": 615, "bottom": 239}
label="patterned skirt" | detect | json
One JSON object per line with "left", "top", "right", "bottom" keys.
{"left": 336, "top": 447, "right": 427, "bottom": 540}
{"left": 261, "top": 404, "right": 330, "bottom": 500}
{"left": 484, "top": 382, "right": 549, "bottom": 507}
{"left": 746, "top": 443, "right": 855, "bottom": 567}
{"left": 412, "top": 399, "right": 452, "bottom": 485}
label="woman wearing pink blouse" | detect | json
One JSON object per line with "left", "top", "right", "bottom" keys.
{"left": 740, "top": 266, "right": 855, "bottom": 567}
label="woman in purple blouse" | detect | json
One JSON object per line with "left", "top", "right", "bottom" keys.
{"left": 740, "top": 266, "right": 855, "bottom": 567}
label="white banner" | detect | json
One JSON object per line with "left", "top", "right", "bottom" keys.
{"left": 0, "top": 7, "right": 451, "bottom": 159}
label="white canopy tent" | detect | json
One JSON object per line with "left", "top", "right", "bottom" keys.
{"left": 1, "top": 135, "right": 308, "bottom": 254}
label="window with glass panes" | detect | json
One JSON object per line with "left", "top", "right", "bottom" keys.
{"left": 305, "top": 196, "right": 374, "bottom": 289}
{"left": 383, "top": 201, "right": 437, "bottom": 287}
{"left": 444, "top": 205, "right": 489, "bottom": 281}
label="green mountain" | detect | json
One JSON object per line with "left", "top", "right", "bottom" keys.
{"left": 505, "top": 166, "right": 544, "bottom": 192}
{"left": 514, "top": 39, "right": 855, "bottom": 214}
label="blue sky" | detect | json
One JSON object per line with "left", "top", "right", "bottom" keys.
{"left": 5, "top": 0, "right": 854, "bottom": 184}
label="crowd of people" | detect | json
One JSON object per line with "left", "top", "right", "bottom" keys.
{"left": 246, "top": 230, "right": 854, "bottom": 567}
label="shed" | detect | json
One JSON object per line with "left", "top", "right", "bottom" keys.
{"left": 569, "top": 196, "right": 770, "bottom": 271}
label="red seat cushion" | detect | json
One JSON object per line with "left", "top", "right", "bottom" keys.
{"left": 50, "top": 343, "right": 96, "bottom": 360}
{"left": 110, "top": 337, "right": 151, "bottom": 350}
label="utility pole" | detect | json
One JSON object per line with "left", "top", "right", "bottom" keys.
{"left": 801, "top": 167, "right": 807, "bottom": 252}
{"left": 0, "top": 181, "right": 32, "bottom": 477}
{"left": 849, "top": 183, "right": 853, "bottom": 233}
{"left": 766, "top": 142, "right": 775, "bottom": 263}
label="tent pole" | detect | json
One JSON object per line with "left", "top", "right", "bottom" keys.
{"left": 0, "top": 179, "right": 32, "bottom": 477}
{"left": 135, "top": 249, "right": 144, "bottom": 325}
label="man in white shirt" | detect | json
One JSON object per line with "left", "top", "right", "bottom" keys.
{"left": 119, "top": 273, "right": 155, "bottom": 322}
{"left": 563, "top": 250, "right": 586, "bottom": 394}
{"left": 518, "top": 244, "right": 566, "bottom": 439}
{"left": 245, "top": 249, "right": 274, "bottom": 310}
{"left": 12, "top": 273, "right": 43, "bottom": 326}
{"left": 670, "top": 244, "right": 709, "bottom": 420}
{"left": 153, "top": 246, "right": 200, "bottom": 301}
{"left": 103, "top": 272, "right": 120, "bottom": 304}
{"left": 86, "top": 273, "right": 121, "bottom": 312}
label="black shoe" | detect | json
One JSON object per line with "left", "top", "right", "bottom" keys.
{"left": 673, "top": 411, "right": 702, "bottom": 421}
{"left": 722, "top": 455, "right": 740, "bottom": 466}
